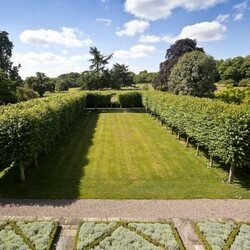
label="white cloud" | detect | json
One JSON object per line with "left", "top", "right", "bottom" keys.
{"left": 233, "top": 1, "right": 248, "bottom": 21}
{"left": 116, "top": 19, "right": 150, "bottom": 37}
{"left": 96, "top": 18, "right": 112, "bottom": 26}
{"left": 139, "top": 35, "right": 161, "bottom": 43}
{"left": 20, "top": 27, "right": 92, "bottom": 47}
{"left": 125, "top": 0, "right": 226, "bottom": 21}
{"left": 176, "top": 21, "right": 227, "bottom": 42}
{"left": 140, "top": 20, "right": 227, "bottom": 44}
{"left": 13, "top": 52, "right": 91, "bottom": 78}
{"left": 113, "top": 44, "right": 156, "bottom": 59}
{"left": 216, "top": 14, "right": 230, "bottom": 22}
{"left": 62, "top": 50, "right": 68, "bottom": 55}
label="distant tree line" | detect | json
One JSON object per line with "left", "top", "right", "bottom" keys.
{"left": 216, "top": 56, "right": 250, "bottom": 86}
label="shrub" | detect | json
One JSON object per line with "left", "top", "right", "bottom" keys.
{"left": 117, "top": 92, "right": 142, "bottom": 107}
{"left": 55, "top": 79, "right": 69, "bottom": 91}
{"left": 86, "top": 92, "right": 112, "bottom": 108}
{"left": 239, "top": 78, "right": 250, "bottom": 87}
{"left": 16, "top": 87, "right": 38, "bottom": 102}
{"left": 216, "top": 86, "right": 245, "bottom": 104}
{"left": 216, "top": 79, "right": 236, "bottom": 86}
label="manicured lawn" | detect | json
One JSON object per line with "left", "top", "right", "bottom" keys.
{"left": 0, "top": 111, "right": 249, "bottom": 199}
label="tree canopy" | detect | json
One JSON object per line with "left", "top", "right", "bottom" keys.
{"left": 168, "top": 51, "right": 216, "bottom": 97}
{"left": 216, "top": 55, "right": 250, "bottom": 85}
{"left": 153, "top": 38, "right": 204, "bottom": 91}
{"left": 89, "top": 47, "right": 113, "bottom": 73}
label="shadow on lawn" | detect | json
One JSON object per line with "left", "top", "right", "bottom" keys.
{"left": 0, "top": 111, "right": 99, "bottom": 205}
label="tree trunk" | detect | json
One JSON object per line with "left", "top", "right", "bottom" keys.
{"left": 171, "top": 129, "right": 174, "bottom": 135}
{"left": 177, "top": 131, "right": 180, "bottom": 140}
{"left": 209, "top": 156, "right": 214, "bottom": 167}
{"left": 19, "top": 162, "right": 26, "bottom": 182}
{"left": 228, "top": 161, "right": 235, "bottom": 183}
{"left": 186, "top": 136, "right": 189, "bottom": 147}
{"left": 161, "top": 119, "right": 163, "bottom": 126}
{"left": 196, "top": 145, "right": 200, "bottom": 156}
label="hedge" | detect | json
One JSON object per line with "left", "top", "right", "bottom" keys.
{"left": 142, "top": 91, "right": 250, "bottom": 182}
{"left": 86, "top": 92, "right": 112, "bottom": 108}
{"left": 117, "top": 91, "right": 142, "bottom": 108}
{"left": 0, "top": 91, "right": 87, "bottom": 181}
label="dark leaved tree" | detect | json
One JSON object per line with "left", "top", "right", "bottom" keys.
{"left": 153, "top": 38, "right": 204, "bottom": 91}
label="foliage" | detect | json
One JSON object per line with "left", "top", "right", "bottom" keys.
{"left": 129, "top": 223, "right": 180, "bottom": 249}
{"left": 76, "top": 222, "right": 117, "bottom": 249}
{"left": 216, "top": 86, "right": 250, "bottom": 104}
{"left": 117, "top": 91, "right": 142, "bottom": 107}
{"left": 231, "top": 224, "right": 250, "bottom": 250}
{"left": 168, "top": 51, "right": 216, "bottom": 97}
{"left": 16, "top": 221, "right": 58, "bottom": 250}
{"left": 217, "top": 55, "right": 250, "bottom": 85}
{"left": 239, "top": 78, "right": 250, "bottom": 87}
{"left": 216, "top": 79, "right": 236, "bottom": 86}
{"left": 94, "top": 226, "right": 161, "bottom": 250}
{"left": 77, "top": 71, "right": 103, "bottom": 90}
{"left": 57, "top": 72, "right": 81, "bottom": 88}
{"left": 0, "top": 69, "right": 17, "bottom": 104}
{"left": 195, "top": 221, "right": 236, "bottom": 250}
{"left": 89, "top": 47, "right": 113, "bottom": 73}
{"left": 134, "top": 70, "right": 158, "bottom": 84}
{"left": 0, "top": 31, "right": 22, "bottom": 86}
{"left": 86, "top": 92, "right": 112, "bottom": 108}
{"left": 142, "top": 91, "right": 250, "bottom": 174}
{"left": 55, "top": 79, "right": 69, "bottom": 91}
{"left": 154, "top": 38, "right": 204, "bottom": 91}
{"left": 32, "top": 72, "right": 49, "bottom": 97}
{"left": 16, "top": 87, "right": 38, "bottom": 102}
{"left": 0, "top": 225, "right": 27, "bottom": 250}
{"left": 142, "top": 84, "right": 150, "bottom": 90}
{"left": 0, "top": 220, "right": 58, "bottom": 250}
{"left": 110, "top": 63, "right": 134, "bottom": 89}
{"left": 0, "top": 91, "right": 87, "bottom": 179}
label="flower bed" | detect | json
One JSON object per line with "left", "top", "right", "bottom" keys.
{"left": 194, "top": 221, "right": 236, "bottom": 250}
{"left": 231, "top": 224, "right": 250, "bottom": 250}
{"left": 0, "top": 220, "right": 58, "bottom": 250}
{"left": 75, "top": 221, "right": 184, "bottom": 250}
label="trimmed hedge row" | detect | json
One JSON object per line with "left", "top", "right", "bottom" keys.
{"left": 86, "top": 92, "right": 112, "bottom": 108}
{"left": 117, "top": 91, "right": 142, "bottom": 108}
{"left": 142, "top": 91, "right": 250, "bottom": 182}
{"left": 0, "top": 92, "right": 87, "bottom": 180}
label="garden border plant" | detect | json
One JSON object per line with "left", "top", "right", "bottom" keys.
{"left": 0, "top": 219, "right": 58, "bottom": 250}
{"left": 193, "top": 221, "right": 243, "bottom": 250}
{"left": 74, "top": 220, "right": 185, "bottom": 250}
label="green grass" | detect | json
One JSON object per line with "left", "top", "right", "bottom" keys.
{"left": 0, "top": 111, "right": 249, "bottom": 199}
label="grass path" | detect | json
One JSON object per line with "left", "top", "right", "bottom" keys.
{"left": 0, "top": 111, "right": 249, "bottom": 199}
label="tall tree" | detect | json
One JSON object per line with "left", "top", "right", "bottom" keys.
{"left": 0, "top": 31, "right": 13, "bottom": 73}
{"left": 110, "top": 63, "right": 134, "bottom": 89}
{"left": 89, "top": 47, "right": 113, "bottom": 73}
{"left": 168, "top": 51, "right": 216, "bottom": 97}
{"left": 30, "top": 72, "right": 48, "bottom": 97}
{"left": 153, "top": 38, "right": 204, "bottom": 91}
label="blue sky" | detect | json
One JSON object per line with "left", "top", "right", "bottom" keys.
{"left": 0, "top": 0, "right": 249, "bottom": 78}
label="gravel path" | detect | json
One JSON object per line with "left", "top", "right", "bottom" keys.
{"left": 0, "top": 199, "right": 249, "bottom": 221}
